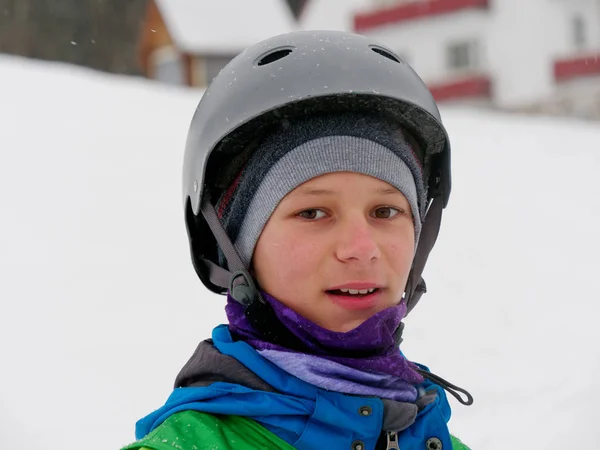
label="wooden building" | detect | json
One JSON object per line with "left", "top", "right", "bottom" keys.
{"left": 138, "top": 0, "right": 297, "bottom": 87}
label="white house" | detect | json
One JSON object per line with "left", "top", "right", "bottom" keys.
{"left": 301, "top": 0, "right": 600, "bottom": 118}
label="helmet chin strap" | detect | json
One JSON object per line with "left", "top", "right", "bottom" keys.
{"left": 199, "top": 191, "right": 264, "bottom": 306}
{"left": 404, "top": 195, "right": 444, "bottom": 315}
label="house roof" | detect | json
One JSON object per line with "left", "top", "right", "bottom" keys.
{"left": 155, "top": 0, "right": 297, "bottom": 55}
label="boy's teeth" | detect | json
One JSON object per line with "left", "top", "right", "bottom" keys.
{"left": 338, "top": 288, "right": 376, "bottom": 295}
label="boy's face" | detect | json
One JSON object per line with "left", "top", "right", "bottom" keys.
{"left": 252, "top": 172, "right": 415, "bottom": 333}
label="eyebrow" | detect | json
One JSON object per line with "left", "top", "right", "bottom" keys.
{"left": 296, "top": 187, "right": 401, "bottom": 196}
{"left": 376, "top": 187, "right": 401, "bottom": 195}
{"left": 296, "top": 188, "right": 335, "bottom": 196}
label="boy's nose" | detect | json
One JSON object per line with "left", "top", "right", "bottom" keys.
{"left": 334, "top": 218, "right": 381, "bottom": 264}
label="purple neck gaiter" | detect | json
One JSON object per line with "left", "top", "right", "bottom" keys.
{"left": 225, "top": 291, "right": 424, "bottom": 386}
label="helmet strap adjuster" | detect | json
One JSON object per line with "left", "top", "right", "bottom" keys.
{"left": 228, "top": 269, "right": 260, "bottom": 307}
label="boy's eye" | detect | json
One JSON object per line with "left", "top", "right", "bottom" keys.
{"left": 298, "top": 209, "right": 326, "bottom": 220}
{"left": 373, "top": 206, "right": 401, "bottom": 219}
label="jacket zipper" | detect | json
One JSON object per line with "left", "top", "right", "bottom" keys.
{"left": 386, "top": 431, "right": 400, "bottom": 449}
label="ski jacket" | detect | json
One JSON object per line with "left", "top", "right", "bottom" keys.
{"left": 121, "top": 325, "right": 470, "bottom": 450}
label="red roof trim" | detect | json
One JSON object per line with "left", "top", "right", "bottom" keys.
{"left": 554, "top": 54, "right": 600, "bottom": 82}
{"left": 428, "top": 75, "right": 491, "bottom": 102}
{"left": 354, "top": 0, "right": 489, "bottom": 32}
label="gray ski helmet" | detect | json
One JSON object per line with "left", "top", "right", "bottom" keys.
{"left": 182, "top": 30, "right": 452, "bottom": 313}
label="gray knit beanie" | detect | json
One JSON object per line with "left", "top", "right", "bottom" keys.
{"left": 216, "top": 112, "right": 426, "bottom": 268}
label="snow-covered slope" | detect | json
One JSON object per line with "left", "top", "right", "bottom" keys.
{"left": 1, "top": 55, "right": 599, "bottom": 449}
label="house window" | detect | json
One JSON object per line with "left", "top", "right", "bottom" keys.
{"left": 572, "top": 15, "right": 586, "bottom": 50}
{"left": 447, "top": 40, "right": 479, "bottom": 71}
{"left": 150, "top": 46, "right": 185, "bottom": 85}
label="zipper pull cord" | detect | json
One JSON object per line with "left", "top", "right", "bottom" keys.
{"left": 416, "top": 369, "right": 474, "bottom": 406}
{"left": 386, "top": 431, "right": 400, "bottom": 450}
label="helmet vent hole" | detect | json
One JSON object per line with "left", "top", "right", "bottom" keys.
{"left": 370, "top": 46, "right": 403, "bottom": 64}
{"left": 257, "top": 48, "right": 293, "bottom": 66}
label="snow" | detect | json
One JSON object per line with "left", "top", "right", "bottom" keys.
{"left": 155, "top": 0, "right": 297, "bottom": 54}
{"left": 1, "top": 53, "right": 600, "bottom": 450}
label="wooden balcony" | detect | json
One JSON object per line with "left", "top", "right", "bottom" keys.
{"left": 427, "top": 74, "right": 492, "bottom": 102}
{"left": 554, "top": 53, "right": 600, "bottom": 82}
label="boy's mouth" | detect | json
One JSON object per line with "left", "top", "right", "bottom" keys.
{"left": 325, "top": 287, "right": 383, "bottom": 310}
